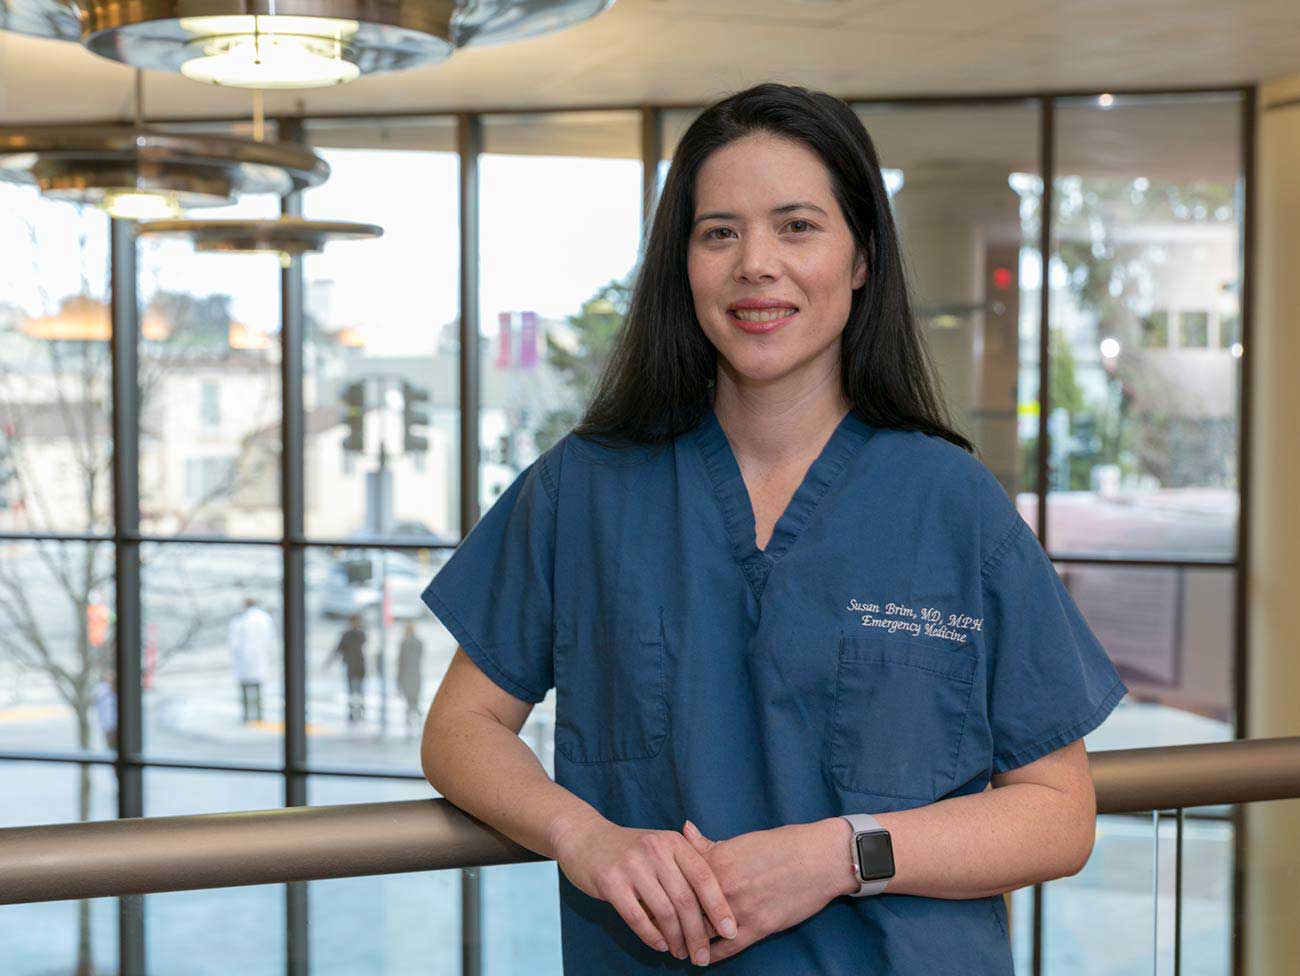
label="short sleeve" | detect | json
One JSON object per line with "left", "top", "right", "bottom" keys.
{"left": 982, "top": 516, "right": 1128, "bottom": 774}
{"left": 419, "top": 447, "right": 561, "bottom": 704}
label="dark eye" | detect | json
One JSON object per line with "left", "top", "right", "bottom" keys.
{"left": 704, "top": 227, "right": 734, "bottom": 240}
{"left": 787, "top": 219, "right": 812, "bottom": 233}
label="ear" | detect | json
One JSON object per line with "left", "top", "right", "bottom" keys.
{"left": 852, "top": 248, "right": 868, "bottom": 290}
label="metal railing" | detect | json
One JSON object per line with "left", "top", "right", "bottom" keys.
{"left": 3, "top": 736, "right": 1299, "bottom": 906}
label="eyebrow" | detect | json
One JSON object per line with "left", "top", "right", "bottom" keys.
{"left": 691, "top": 202, "right": 829, "bottom": 227}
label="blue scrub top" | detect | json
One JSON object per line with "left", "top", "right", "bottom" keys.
{"left": 421, "top": 405, "right": 1128, "bottom": 974}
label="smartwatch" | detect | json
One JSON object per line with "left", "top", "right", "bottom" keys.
{"left": 841, "top": 813, "right": 894, "bottom": 898}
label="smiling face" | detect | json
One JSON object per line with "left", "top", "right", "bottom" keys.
{"left": 687, "top": 131, "right": 867, "bottom": 396}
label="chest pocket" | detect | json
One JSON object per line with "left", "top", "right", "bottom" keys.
{"left": 827, "top": 635, "right": 977, "bottom": 800}
{"left": 554, "top": 611, "right": 669, "bottom": 764}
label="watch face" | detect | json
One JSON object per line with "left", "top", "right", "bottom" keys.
{"left": 855, "top": 830, "right": 895, "bottom": 883}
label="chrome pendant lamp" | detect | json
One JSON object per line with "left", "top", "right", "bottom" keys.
{"left": 135, "top": 91, "right": 382, "bottom": 261}
{"left": 135, "top": 215, "right": 383, "bottom": 259}
{"left": 0, "top": 70, "right": 329, "bottom": 218}
{"left": 1, "top": 0, "right": 616, "bottom": 89}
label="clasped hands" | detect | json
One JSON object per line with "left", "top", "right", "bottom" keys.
{"left": 551, "top": 814, "right": 851, "bottom": 966}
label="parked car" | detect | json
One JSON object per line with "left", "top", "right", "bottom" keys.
{"left": 318, "top": 550, "right": 429, "bottom": 621}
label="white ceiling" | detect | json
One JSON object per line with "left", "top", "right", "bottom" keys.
{"left": 0, "top": 0, "right": 1295, "bottom": 126}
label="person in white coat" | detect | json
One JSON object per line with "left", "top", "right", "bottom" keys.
{"left": 228, "top": 596, "right": 275, "bottom": 723}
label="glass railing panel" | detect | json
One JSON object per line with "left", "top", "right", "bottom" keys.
{"left": 306, "top": 775, "right": 458, "bottom": 975}
{"left": 143, "top": 768, "right": 286, "bottom": 974}
{"left": 0, "top": 760, "right": 117, "bottom": 975}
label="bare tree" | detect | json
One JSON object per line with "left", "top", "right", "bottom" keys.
{"left": 0, "top": 208, "right": 280, "bottom": 976}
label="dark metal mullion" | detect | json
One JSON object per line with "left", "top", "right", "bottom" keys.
{"left": 1175, "top": 808, "right": 1184, "bottom": 976}
{"left": 458, "top": 110, "right": 484, "bottom": 976}
{"left": 640, "top": 105, "right": 661, "bottom": 235}
{"left": 1035, "top": 95, "right": 1054, "bottom": 551}
{"left": 109, "top": 215, "right": 146, "bottom": 976}
{"left": 277, "top": 114, "right": 310, "bottom": 976}
{"left": 1230, "top": 85, "right": 1255, "bottom": 976}
{"left": 1027, "top": 93, "right": 1055, "bottom": 976}
{"left": 1152, "top": 810, "right": 1162, "bottom": 973}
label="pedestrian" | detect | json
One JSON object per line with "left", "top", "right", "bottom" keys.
{"left": 227, "top": 596, "right": 274, "bottom": 724}
{"left": 92, "top": 669, "right": 117, "bottom": 752}
{"left": 415, "top": 83, "right": 1129, "bottom": 974}
{"left": 331, "top": 615, "right": 368, "bottom": 724}
{"left": 397, "top": 622, "right": 424, "bottom": 734}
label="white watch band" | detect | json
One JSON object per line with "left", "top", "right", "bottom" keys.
{"left": 842, "top": 813, "right": 891, "bottom": 898}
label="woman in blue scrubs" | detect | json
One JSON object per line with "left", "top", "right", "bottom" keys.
{"left": 421, "top": 82, "right": 1127, "bottom": 973}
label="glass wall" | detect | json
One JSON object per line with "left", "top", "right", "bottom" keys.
{"left": 0, "top": 762, "right": 117, "bottom": 975}
{"left": 305, "top": 545, "right": 449, "bottom": 771}
{"left": 1047, "top": 92, "right": 1243, "bottom": 759}
{"left": 479, "top": 110, "right": 643, "bottom": 494}
{"left": 1049, "top": 94, "right": 1242, "bottom": 563}
{"left": 855, "top": 101, "right": 1042, "bottom": 509}
{"left": 307, "top": 776, "right": 459, "bottom": 975}
{"left": 141, "top": 542, "right": 284, "bottom": 765}
{"left": 0, "top": 89, "right": 1249, "bottom": 976}
{"left": 301, "top": 118, "right": 461, "bottom": 545}
{"left": 144, "top": 769, "right": 286, "bottom": 976}
{"left": 0, "top": 185, "right": 113, "bottom": 536}
{"left": 137, "top": 190, "right": 284, "bottom": 539}
{"left": 0, "top": 539, "right": 115, "bottom": 754}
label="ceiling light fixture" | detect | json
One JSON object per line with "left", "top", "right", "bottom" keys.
{"left": 135, "top": 90, "right": 382, "bottom": 262}
{"left": 1, "top": 1, "right": 616, "bottom": 88}
{"left": 0, "top": 70, "right": 329, "bottom": 216}
{"left": 136, "top": 215, "right": 383, "bottom": 262}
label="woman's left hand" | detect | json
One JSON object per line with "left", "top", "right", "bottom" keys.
{"left": 679, "top": 817, "right": 849, "bottom": 964}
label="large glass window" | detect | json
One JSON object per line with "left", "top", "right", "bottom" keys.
{"left": 0, "top": 92, "right": 1250, "bottom": 976}
{"left": 0, "top": 540, "right": 115, "bottom": 754}
{"left": 306, "top": 545, "right": 446, "bottom": 771}
{"left": 855, "top": 102, "right": 1043, "bottom": 518}
{"left": 302, "top": 118, "right": 461, "bottom": 545}
{"left": 0, "top": 186, "right": 113, "bottom": 537}
{"left": 1049, "top": 94, "right": 1242, "bottom": 561}
{"left": 141, "top": 542, "right": 284, "bottom": 765}
{"left": 137, "top": 190, "right": 284, "bottom": 539}
{"left": 479, "top": 110, "right": 643, "bottom": 494}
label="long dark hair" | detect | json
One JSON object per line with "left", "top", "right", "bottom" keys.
{"left": 571, "top": 82, "right": 975, "bottom": 457}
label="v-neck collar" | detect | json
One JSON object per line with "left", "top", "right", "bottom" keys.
{"left": 691, "top": 403, "right": 873, "bottom": 599}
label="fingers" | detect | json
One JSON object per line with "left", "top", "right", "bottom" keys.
{"left": 672, "top": 835, "right": 738, "bottom": 942}
{"left": 600, "top": 877, "right": 671, "bottom": 955}
{"left": 593, "top": 828, "right": 737, "bottom": 964}
{"left": 631, "top": 862, "right": 692, "bottom": 960}
{"left": 655, "top": 853, "right": 715, "bottom": 965}
{"left": 682, "top": 819, "right": 711, "bottom": 854}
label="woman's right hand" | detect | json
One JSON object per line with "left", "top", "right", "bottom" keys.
{"left": 551, "top": 814, "right": 738, "bottom": 965}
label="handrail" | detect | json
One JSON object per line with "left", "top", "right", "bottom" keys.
{"left": 3, "top": 736, "right": 1298, "bottom": 906}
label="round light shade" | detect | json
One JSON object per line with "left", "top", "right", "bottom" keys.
{"left": 135, "top": 216, "right": 383, "bottom": 256}
{"left": 451, "top": 0, "right": 614, "bottom": 47}
{"left": 85, "top": 5, "right": 458, "bottom": 90}
{"left": 0, "top": 127, "right": 330, "bottom": 213}
{"left": 1, "top": 1, "right": 617, "bottom": 88}
{"left": 0, "top": 0, "right": 80, "bottom": 40}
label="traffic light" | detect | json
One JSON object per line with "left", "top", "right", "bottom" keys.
{"left": 341, "top": 381, "right": 365, "bottom": 454}
{"left": 402, "top": 381, "right": 430, "bottom": 454}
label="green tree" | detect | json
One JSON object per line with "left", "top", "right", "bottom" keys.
{"left": 532, "top": 271, "right": 635, "bottom": 452}
{"left": 1053, "top": 175, "right": 1237, "bottom": 490}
